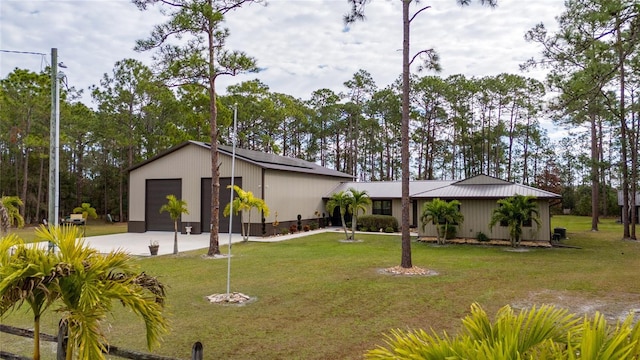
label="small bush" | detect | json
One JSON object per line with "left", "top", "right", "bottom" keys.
{"left": 384, "top": 226, "right": 395, "bottom": 233}
{"left": 289, "top": 224, "right": 298, "bottom": 233}
{"left": 280, "top": 228, "right": 289, "bottom": 235}
{"left": 309, "top": 222, "right": 318, "bottom": 230}
{"left": 440, "top": 225, "right": 457, "bottom": 239}
{"left": 476, "top": 232, "right": 489, "bottom": 242}
{"left": 358, "top": 215, "right": 399, "bottom": 233}
{"left": 303, "top": 224, "right": 310, "bottom": 232}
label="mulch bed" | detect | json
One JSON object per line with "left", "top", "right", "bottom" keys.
{"left": 417, "top": 237, "right": 553, "bottom": 248}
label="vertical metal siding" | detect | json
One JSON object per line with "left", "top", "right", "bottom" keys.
{"left": 265, "top": 171, "right": 343, "bottom": 223}
{"left": 417, "top": 198, "right": 552, "bottom": 242}
{"left": 130, "top": 144, "right": 265, "bottom": 225}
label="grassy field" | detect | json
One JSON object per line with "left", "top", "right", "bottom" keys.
{"left": 10, "top": 220, "right": 128, "bottom": 242}
{"left": 1, "top": 216, "right": 639, "bottom": 359}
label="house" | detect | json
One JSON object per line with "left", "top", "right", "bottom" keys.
{"left": 128, "top": 142, "right": 561, "bottom": 242}
{"left": 127, "top": 141, "right": 353, "bottom": 235}
{"left": 327, "top": 175, "right": 561, "bottom": 243}
{"left": 617, "top": 190, "right": 640, "bottom": 224}
{"left": 324, "top": 180, "right": 453, "bottom": 227}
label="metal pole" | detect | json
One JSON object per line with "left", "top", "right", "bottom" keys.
{"left": 226, "top": 103, "right": 238, "bottom": 298}
{"left": 48, "top": 48, "right": 58, "bottom": 228}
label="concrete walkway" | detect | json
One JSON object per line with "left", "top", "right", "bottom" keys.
{"left": 82, "top": 228, "right": 338, "bottom": 257}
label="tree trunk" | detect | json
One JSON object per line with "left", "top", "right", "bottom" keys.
{"left": 174, "top": 220, "right": 178, "bottom": 255}
{"left": 616, "top": 15, "right": 631, "bottom": 239}
{"left": 400, "top": 0, "right": 412, "bottom": 268}
{"left": 207, "top": 15, "right": 221, "bottom": 256}
{"left": 590, "top": 112, "right": 599, "bottom": 231}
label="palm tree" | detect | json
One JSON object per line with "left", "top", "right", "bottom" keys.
{"left": 421, "top": 198, "right": 464, "bottom": 245}
{"left": 347, "top": 188, "right": 371, "bottom": 241}
{"left": 35, "top": 225, "right": 168, "bottom": 360}
{"left": 159, "top": 195, "right": 189, "bottom": 254}
{"left": 0, "top": 226, "right": 168, "bottom": 360}
{"left": 326, "top": 191, "right": 350, "bottom": 240}
{"left": 0, "top": 233, "right": 63, "bottom": 360}
{"left": 73, "top": 202, "right": 98, "bottom": 235}
{"left": 0, "top": 196, "right": 25, "bottom": 235}
{"left": 224, "top": 185, "right": 270, "bottom": 241}
{"left": 489, "top": 194, "right": 541, "bottom": 247}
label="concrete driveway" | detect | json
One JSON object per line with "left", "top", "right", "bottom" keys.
{"left": 82, "top": 228, "right": 336, "bottom": 257}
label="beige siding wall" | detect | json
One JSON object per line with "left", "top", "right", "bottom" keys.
{"left": 417, "top": 198, "right": 552, "bottom": 242}
{"left": 130, "top": 145, "right": 210, "bottom": 223}
{"left": 357, "top": 199, "right": 416, "bottom": 226}
{"left": 130, "top": 144, "right": 265, "bottom": 224}
{"left": 264, "top": 171, "right": 344, "bottom": 223}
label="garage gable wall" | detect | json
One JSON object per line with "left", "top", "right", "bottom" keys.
{"left": 129, "top": 143, "right": 264, "bottom": 232}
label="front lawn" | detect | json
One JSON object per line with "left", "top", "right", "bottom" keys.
{"left": 1, "top": 216, "right": 639, "bottom": 359}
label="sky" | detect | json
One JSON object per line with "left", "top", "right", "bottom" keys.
{"left": 1, "top": 0, "right": 567, "bottom": 132}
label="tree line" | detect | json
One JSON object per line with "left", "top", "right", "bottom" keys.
{"left": 0, "top": 0, "right": 637, "bottom": 240}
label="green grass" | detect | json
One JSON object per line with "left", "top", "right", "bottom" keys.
{"left": 1, "top": 216, "right": 639, "bottom": 359}
{"left": 9, "top": 221, "right": 127, "bottom": 242}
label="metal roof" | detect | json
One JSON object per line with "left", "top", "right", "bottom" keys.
{"left": 128, "top": 140, "right": 353, "bottom": 179}
{"left": 327, "top": 174, "right": 561, "bottom": 199}
{"left": 325, "top": 180, "right": 454, "bottom": 199}
{"left": 413, "top": 175, "right": 561, "bottom": 199}
{"left": 412, "top": 183, "right": 561, "bottom": 199}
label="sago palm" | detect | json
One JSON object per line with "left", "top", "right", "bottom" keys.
{"left": 159, "top": 194, "right": 189, "bottom": 254}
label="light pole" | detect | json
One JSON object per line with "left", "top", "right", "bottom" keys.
{"left": 48, "top": 48, "right": 66, "bottom": 233}
{"left": 226, "top": 103, "right": 238, "bottom": 298}
{"left": 48, "top": 48, "right": 60, "bottom": 229}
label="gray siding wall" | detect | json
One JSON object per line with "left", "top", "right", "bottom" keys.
{"left": 417, "top": 198, "right": 552, "bottom": 242}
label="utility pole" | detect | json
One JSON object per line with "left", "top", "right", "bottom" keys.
{"left": 48, "top": 48, "right": 60, "bottom": 227}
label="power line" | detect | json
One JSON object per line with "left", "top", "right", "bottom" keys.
{"left": 1, "top": 49, "right": 50, "bottom": 72}
{"left": 0, "top": 49, "right": 47, "bottom": 56}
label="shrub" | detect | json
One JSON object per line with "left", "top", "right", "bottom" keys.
{"left": 309, "top": 222, "right": 318, "bottom": 230}
{"left": 366, "top": 303, "right": 640, "bottom": 359}
{"left": 358, "top": 215, "right": 399, "bottom": 233}
{"left": 384, "top": 226, "right": 395, "bottom": 233}
{"left": 280, "top": 228, "right": 289, "bottom": 235}
{"left": 476, "top": 232, "right": 489, "bottom": 242}
{"left": 303, "top": 224, "right": 310, "bottom": 232}
{"left": 440, "top": 225, "right": 457, "bottom": 239}
{"left": 289, "top": 224, "right": 298, "bottom": 233}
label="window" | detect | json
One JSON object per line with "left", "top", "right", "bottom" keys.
{"left": 372, "top": 200, "right": 392, "bottom": 216}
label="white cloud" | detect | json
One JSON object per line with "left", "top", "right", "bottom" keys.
{"left": 1, "top": 0, "right": 565, "bottom": 105}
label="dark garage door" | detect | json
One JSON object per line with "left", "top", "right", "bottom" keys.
{"left": 146, "top": 179, "right": 182, "bottom": 231}
{"left": 201, "top": 177, "right": 242, "bottom": 233}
